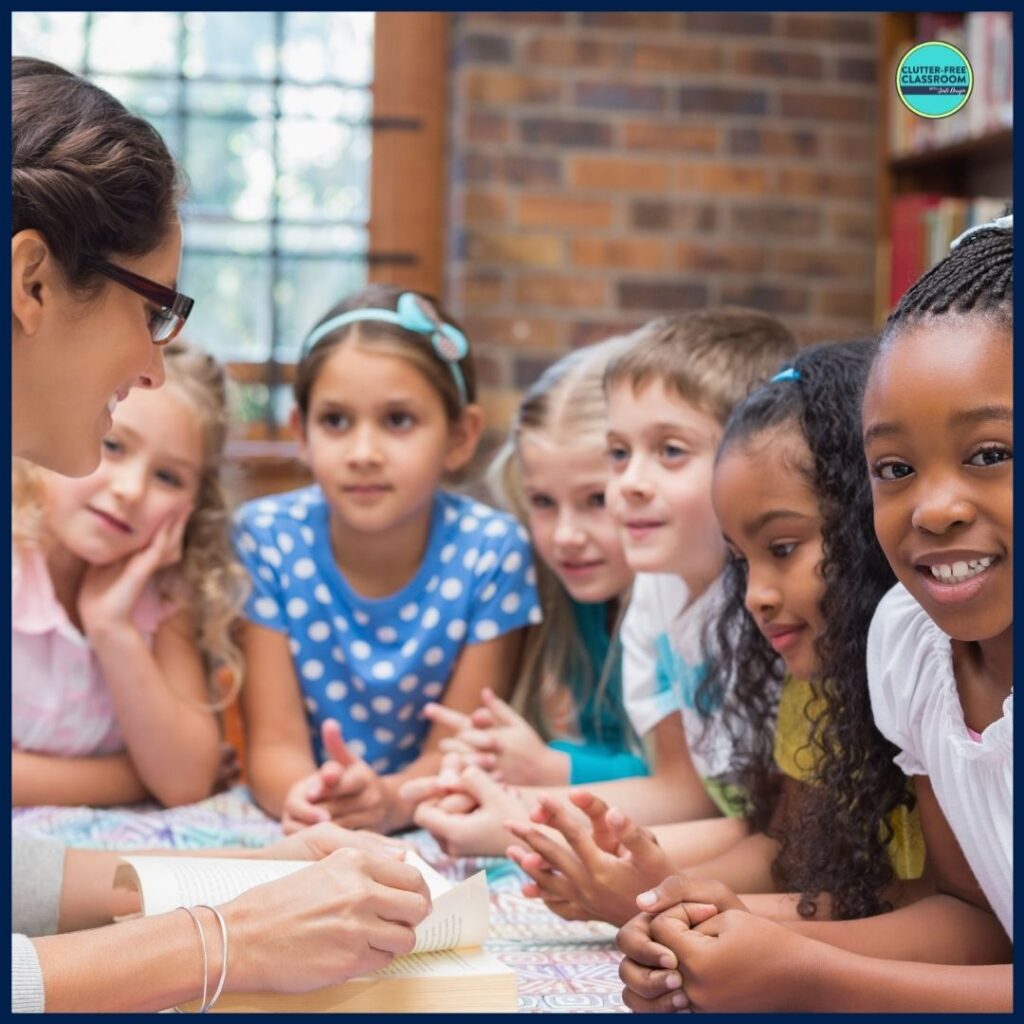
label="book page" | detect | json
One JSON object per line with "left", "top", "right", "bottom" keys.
{"left": 115, "top": 857, "right": 309, "bottom": 917}
{"left": 369, "top": 946, "right": 508, "bottom": 979}
{"left": 410, "top": 869, "right": 489, "bottom": 954}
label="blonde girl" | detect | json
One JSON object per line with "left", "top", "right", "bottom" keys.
{"left": 12, "top": 340, "right": 248, "bottom": 808}
{"left": 424, "top": 339, "right": 646, "bottom": 786}
{"left": 235, "top": 284, "right": 540, "bottom": 835}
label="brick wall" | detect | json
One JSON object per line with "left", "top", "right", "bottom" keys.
{"left": 445, "top": 11, "right": 882, "bottom": 434}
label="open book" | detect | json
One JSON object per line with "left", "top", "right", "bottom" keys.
{"left": 114, "top": 850, "right": 517, "bottom": 1013}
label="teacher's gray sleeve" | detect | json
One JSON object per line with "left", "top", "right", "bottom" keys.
{"left": 12, "top": 933, "right": 45, "bottom": 1012}
{"left": 12, "top": 833, "right": 65, "bottom": 936}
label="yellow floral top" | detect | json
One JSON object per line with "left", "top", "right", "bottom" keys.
{"left": 773, "top": 676, "right": 925, "bottom": 880}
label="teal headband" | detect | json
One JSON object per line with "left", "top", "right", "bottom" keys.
{"left": 771, "top": 367, "right": 800, "bottom": 383}
{"left": 301, "top": 292, "right": 470, "bottom": 406}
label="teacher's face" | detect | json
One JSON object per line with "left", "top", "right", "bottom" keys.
{"left": 12, "top": 219, "right": 181, "bottom": 476}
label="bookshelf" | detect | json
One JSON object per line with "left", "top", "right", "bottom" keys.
{"left": 875, "top": 11, "right": 1013, "bottom": 323}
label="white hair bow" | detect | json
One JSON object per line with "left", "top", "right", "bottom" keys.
{"left": 950, "top": 213, "right": 1013, "bottom": 250}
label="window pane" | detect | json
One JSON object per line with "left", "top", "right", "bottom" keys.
{"left": 12, "top": 12, "right": 88, "bottom": 69}
{"left": 275, "top": 257, "right": 369, "bottom": 362}
{"left": 185, "top": 220, "right": 273, "bottom": 256}
{"left": 277, "top": 120, "right": 371, "bottom": 222}
{"left": 89, "top": 12, "right": 179, "bottom": 74}
{"left": 185, "top": 116, "right": 275, "bottom": 220}
{"left": 279, "top": 83, "right": 371, "bottom": 121}
{"left": 282, "top": 12, "right": 374, "bottom": 85}
{"left": 183, "top": 11, "right": 276, "bottom": 80}
{"left": 277, "top": 224, "right": 369, "bottom": 254}
{"left": 91, "top": 74, "right": 178, "bottom": 119}
{"left": 180, "top": 252, "right": 273, "bottom": 363}
{"left": 185, "top": 80, "right": 274, "bottom": 119}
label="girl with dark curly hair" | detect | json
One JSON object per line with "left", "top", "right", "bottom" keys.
{"left": 619, "top": 216, "right": 1012, "bottom": 1013}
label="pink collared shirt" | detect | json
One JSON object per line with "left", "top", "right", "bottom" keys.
{"left": 11, "top": 544, "right": 176, "bottom": 757}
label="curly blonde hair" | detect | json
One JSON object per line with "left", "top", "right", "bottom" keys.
{"left": 12, "top": 340, "right": 249, "bottom": 710}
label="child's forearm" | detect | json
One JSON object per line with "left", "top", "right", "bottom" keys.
{"left": 786, "top": 893, "right": 1012, "bottom": 965}
{"left": 684, "top": 832, "right": 780, "bottom": 893}
{"left": 248, "top": 742, "right": 318, "bottom": 819}
{"left": 90, "top": 625, "right": 219, "bottom": 806}
{"left": 799, "top": 945, "right": 1012, "bottom": 1012}
{"left": 653, "top": 816, "right": 750, "bottom": 869}
{"left": 12, "top": 749, "right": 148, "bottom": 807}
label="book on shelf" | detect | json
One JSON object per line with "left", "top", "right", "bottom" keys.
{"left": 889, "top": 194, "right": 1009, "bottom": 308}
{"left": 889, "top": 12, "right": 1013, "bottom": 157}
{"left": 113, "top": 850, "right": 517, "bottom": 1013}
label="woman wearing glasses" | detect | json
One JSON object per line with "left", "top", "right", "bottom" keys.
{"left": 11, "top": 58, "right": 430, "bottom": 1012}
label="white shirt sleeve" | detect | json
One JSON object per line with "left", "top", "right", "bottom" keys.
{"left": 867, "top": 583, "right": 933, "bottom": 777}
{"left": 620, "top": 575, "right": 687, "bottom": 739}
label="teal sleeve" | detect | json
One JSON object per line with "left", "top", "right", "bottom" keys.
{"left": 549, "top": 739, "right": 650, "bottom": 785}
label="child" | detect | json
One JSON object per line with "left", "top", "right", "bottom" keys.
{"left": 12, "top": 341, "right": 248, "bottom": 809}
{"left": 618, "top": 217, "right": 1013, "bottom": 1012}
{"left": 424, "top": 338, "right": 646, "bottom": 786}
{"left": 234, "top": 285, "right": 540, "bottom": 835}
{"left": 404, "top": 308, "right": 797, "bottom": 855}
{"left": 509, "top": 340, "right": 927, "bottom": 927}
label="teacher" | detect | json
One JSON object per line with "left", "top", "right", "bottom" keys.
{"left": 11, "top": 56, "right": 430, "bottom": 1012}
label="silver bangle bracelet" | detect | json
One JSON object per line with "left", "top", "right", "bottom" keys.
{"left": 175, "top": 905, "right": 209, "bottom": 1013}
{"left": 195, "top": 904, "right": 229, "bottom": 1012}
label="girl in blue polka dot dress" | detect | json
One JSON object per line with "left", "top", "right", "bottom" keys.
{"left": 234, "top": 285, "right": 541, "bottom": 834}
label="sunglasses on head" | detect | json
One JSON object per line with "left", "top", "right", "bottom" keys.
{"left": 91, "top": 259, "right": 195, "bottom": 344}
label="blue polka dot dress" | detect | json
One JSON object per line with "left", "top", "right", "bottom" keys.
{"left": 234, "top": 487, "right": 541, "bottom": 773}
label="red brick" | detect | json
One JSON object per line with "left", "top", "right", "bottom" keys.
{"left": 478, "top": 387, "right": 524, "bottom": 434}
{"left": 452, "top": 268, "right": 505, "bottom": 306}
{"left": 627, "top": 42, "right": 721, "bottom": 73}
{"left": 819, "top": 288, "right": 875, "bottom": 319}
{"left": 830, "top": 209, "right": 876, "bottom": 242}
{"left": 775, "top": 167, "right": 873, "bottom": 202}
{"left": 780, "top": 92, "right": 875, "bottom": 123}
{"left": 622, "top": 121, "right": 719, "bottom": 154}
{"left": 471, "top": 350, "right": 506, "bottom": 387}
{"left": 571, "top": 237, "right": 666, "bottom": 271}
{"left": 678, "top": 86, "right": 768, "bottom": 116}
{"left": 460, "top": 315, "right": 563, "bottom": 350}
{"left": 775, "top": 246, "right": 874, "bottom": 279}
{"left": 569, "top": 320, "right": 641, "bottom": 348}
{"left": 575, "top": 80, "right": 666, "bottom": 113}
{"left": 830, "top": 131, "right": 880, "bottom": 164}
{"left": 728, "top": 126, "right": 819, "bottom": 158}
{"left": 571, "top": 156, "right": 672, "bottom": 193}
{"left": 581, "top": 13, "right": 677, "bottom": 31}
{"left": 520, "top": 117, "right": 613, "bottom": 148}
{"left": 461, "top": 69, "right": 562, "bottom": 105}
{"left": 516, "top": 274, "right": 608, "bottom": 309}
{"left": 457, "top": 189, "right": 507, "bottom": 224}
{"left": 631, "top": 200, "right": 718, "bottom": 233}
{"left": 514, "top": 353, "right": 559, "bottom": 388}
{"left": 730, "top": 204, "right": 823, "bottom": 238}
{"left": 456, "top": 34, "right": 513, "bottom": 64}
{"left": 518, "top": 194, "right": 615, "bottom": 230}
{"left": 721, "top": 283, "right": 809, "bottom": 315}
{"left": 780, "top": 13, "right": 875, "bottom": 45}
{"left": 465, "top": 231, "right": 564, "bottom": 268}
{"left": 685, "top": 11, "right": 773, "bottom": 35}
{"left": 462, "top": 12, "right": 566, "bottom": 28}
{"left": 459, "top": 152, "right": 563, "bottom": 187}
{"left": 673, "top": 242, "right": 767, "bottom": 274}
{"left": 837, "top": 55, "right": 878, "bottom": 83}
{"left": 733, "top": 47, "right": 824, "bottom": 79}
{"left": 618, "top": 279, "right": 708, "bottom": 311}
{"left": 677, "top": 163, "right": 769, "bottom": 196}
{"left": 463, "top": 110, "right": 510, "bottom": 144}
{"left": 522, "top": 35, "right": 621, "bottom": 68}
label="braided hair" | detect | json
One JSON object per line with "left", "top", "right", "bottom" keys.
{"left": 704, "top": 339, "right": 909, "bottom": 920}
{"left": 12, "top": 56, "right": 185, "bottom": 294}
{"left": 883, "top": 212, "right": 1013, "bottom": 342}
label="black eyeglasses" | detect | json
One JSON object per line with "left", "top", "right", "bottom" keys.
{"left": 91, "top": 260, "right": 195, "bottom": 344}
